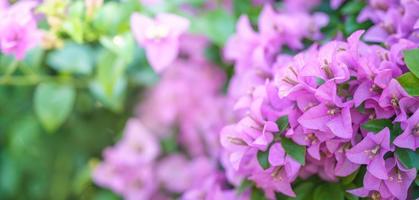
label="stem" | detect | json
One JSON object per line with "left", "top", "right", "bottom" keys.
{"left": 0, "top": 75, "right": 89, "bottom": 88}
{"left": 2, "top": 60, "right": 19, "bottom": 77}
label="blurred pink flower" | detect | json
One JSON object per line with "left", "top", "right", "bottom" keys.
{"left": 131, "top": 13, "right": 189, "bottom": 72}
{"left": 0, "top": 0, "right": 41, "bottom": 60}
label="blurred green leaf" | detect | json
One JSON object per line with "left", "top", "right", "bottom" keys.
{"left": 287, "top": 181, "right": 315, "bottom": 200}
{"left": 341, "top": 0, "right": 365, "bottom": 15}
{"left": 403, "top": 48, "right": 419, "bottom": 78}
{"left": 341, "top": 169, "right": 359, "bottom": 186}
{"left": 397, "top": 72, "right": 419, "bottom": 96}
{"left": 344, "top": 193, "right": 359, "bottom": 200}
{"left": 361, "top": 119, "right": 392, "bottom": 133}
{"left": 281, "top": 138, "right": 306, "bottom": 165}
{"left": 191, "top": 9, "right": 235, "bottom": 46}
{"left": 34, "top": 82, "right": 76, "bottom": 132}
{"left": 237, "top": 179, "right": 253, "bottom": 195}
{"left": 90, "top": 50, "right": 127, "bottom": 112}
{"left": 100, "top": 33, "right": 135, "bottom": 64}
{"left": 313, "top": 183, "right": 344, "bottom": 200}
{"left": 276, "top": 116, "right": 289, "bottom": 134}
{"left": 396, "top": 148, "right": 419, "bottom": 170}
{"left": 250, "top": 187, "right": 266, "bottom": 200}
{"left": 257, "top": 150, "right": 270, "bottom": 170}
{"left": 47, "top": 42, "right": 94, "bottom": 75}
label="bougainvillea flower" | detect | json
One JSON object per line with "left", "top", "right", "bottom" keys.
{"left": 346, "top": 128, "right": 391, "bottom": 179}
{"left": 130, "top": 13, "right": 189, "bottom": 72}
{"left": 249, "top": 167, "right": 296, "bottom": 198}
{"left": 394, "top": 109, "right": 419, "bottom": 150}
{"left": 348, "top": 170, "right": 394, "bottom": 200}
{"left": 379, "top": 79, "right": 413, "bottom": 122}
{"left": 106, "top": 119, "right": 160, "bottom": 166}
{"left": 298, "top": 81, "right": 354, "bottom": 139}
{"left": 268, "top": 143, "right": 301, "bottom": 178}
{"left": 0, "top": 0, "right": 40, "bottom": 60}
{"left": 224, "top": 15, "right": 260, "bottom": 73}
{"left": 383, "top": 157, "right": 417, "bottom": 200}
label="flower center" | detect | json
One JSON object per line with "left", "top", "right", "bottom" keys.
{"left": 305, "top": 133, "right": 318, "bottom": 145}
{"left": 322, "top": 60, "right": 334, "bottom": 79}
{"left": 327, "top": 106, "right": 340, "bottom": 115}
{"left": 365, "top": 145, "right": 380, "bottom": 158}
{"left": 271, "top": 167, "right": 283, "bottom": 181}
{"left": 369, "top": 84, "right": 382, "bottom": 93}
{"left": 145, "top": 24, "right": 169, "bottom": 40}
{"left": 370, "top": 191, "right": 381, "bottom": 200}
{"left": 227, "top": 136, "right": 247, "bottom": 145}
{"left": 412, "top": 123, "right": 419, "bottom": 136}
{"left": 390, "top": 96, "right": 399, "bottom": 108}
{"left": 282, "top": 66, "right": 299, "bottom": 86}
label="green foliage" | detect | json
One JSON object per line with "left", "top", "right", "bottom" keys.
{"left": 237, "top": 179, "right": 254, "bottom": 195}
{"left": 34, "top": 82, "right": 76, "bottom": 132}
{"left": 396, "top": 148, "right": 419, "bottom": 170}
{"left": 191, "top": 9, "right": 235, "bottom": 46}
{"left": 251, "top": 187, "right": 267, "bottom": 200}
{"left": 403, "top": 48, "right": 419, "bottom": 78}
{"left": 287, "top": 182, "right": 316, "bottom": 200}
{"left": 281, "top": 138, "right": 306, "bottom": 165}
{"left": 47, "top": 42, "right": 95, "bottom": 75}
{"left": 276, "top": 116, "right": 289, "bottom": 134}
{"left": 313, "top": 183, "right": 344, "bottom": 200}
{"left": 257, "top": 150, "right": 270, "bottom": 170}
{"left": 397, "top": 72, "right": 419, "bottom": 96}
{"left": 361, "top": 119, "right": 392, "bottom": 132}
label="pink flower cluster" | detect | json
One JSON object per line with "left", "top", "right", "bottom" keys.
{"left": 93, "top": 1, "right": 419, "bottom": 200}
{"left": 0, "top": 0, "right": 41, "bottom": 60}
{"left": 221, "top": 4, "right": 419, "bottom": 199}
{"left": 335, "top": 0, "right": 419, "bottom": 45}
{"left": 93, "top": 35, "right": 240, "bottom": 200}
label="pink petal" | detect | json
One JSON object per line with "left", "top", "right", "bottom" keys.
{"left": 368, "top": 157, "right": 388, "bottom": 179}
{"left": 145, "top": 38, "right": 179, "bottom": 72}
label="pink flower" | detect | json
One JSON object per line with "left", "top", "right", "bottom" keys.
{"left": 130, "top": 13, "right": 189, "bottom": 72}
{"left": 394, "top": 109, "right": 419, "bottom": 150}
{"left": 346, "top": 128, "right": 391, "bottom": 179}
{"left": 0, "top": 0, "right": 41, "bottom": 60}
{"left": 348, "top": 157, "right": 416, "bottom": 200}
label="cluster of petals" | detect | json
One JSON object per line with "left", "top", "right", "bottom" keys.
{"left": 131, "top": 12, "right": 189, "bottom": 73}
{"left": 0, "top": 0, "right": 41, "bottom": 60}
{"left": 94, "top": 35, "right": 238, "bottom": 200}
{"left": 221, "top": 27, "right": 418, "bottom": 199}
{"left": 335, "top": 0, "right": 419, "bottom": 45}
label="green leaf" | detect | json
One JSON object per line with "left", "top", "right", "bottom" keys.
{"left": 160, "top": 135, "right": 178, "bottom": 154}
{"left": 403, "top": 48, "right": 419, "bottom": 78}
{"left": 361, "top": 119, "right": 392, "bottom": 132}
{"left": 276, "top": 116, "right": 289, "bottom": 133}
{"left": 47, "top": 42, "right": 94, "bottom": 75}
{"left": 397, "top": 72, "right": 419, "bottom": 96}
{"left": 89, "top": 50, "right": 127, "bottom": 112}
{"left": 251, "top": 187, "right": 266, "bottom": 200}
{"left": 34, "top": 83, "right": 76, "bottom": 132}
{"left": 390, "top": 122, "right": 403, "bottom": 143}
{"left": 395, "top": 148, "right": 419, "bottom": 170}
{"left": 287, "top": 181, "right": 316, "bottom": 200}
{"left": 313, "top": 183, "right": 344, "bottom": 200}
{"left": 344, "top": 193, "right": 359, "bottom": 200}
{"left": 257, "top": 150, "right": 270, "bottom": 170}
{"left": 341, "top": 169, "right": 359, "bottom": 186}
{"left": 237, "top": 179, "right": 253, "bottom": 195}
{"left": 191, "top": 9, "right": 235, "bottom": 46}
{"left": 281, "top": 138, "right": 306, "bottom": 165}
{"left": 341, "top": 0, "right": 365, "bottom": 15}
